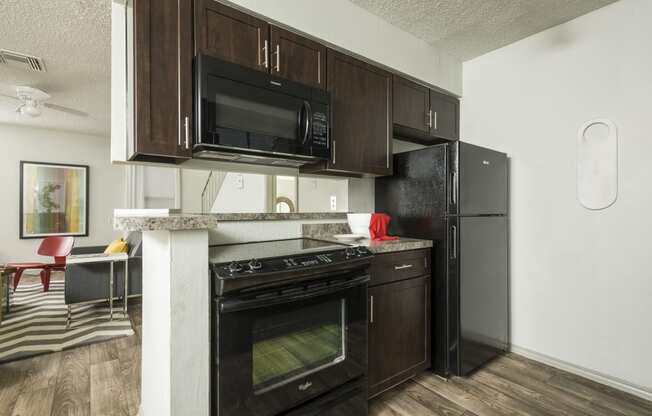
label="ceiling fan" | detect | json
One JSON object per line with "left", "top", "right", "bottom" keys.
{"left": 0, "top": 85, "right": 88, "bottom": 118}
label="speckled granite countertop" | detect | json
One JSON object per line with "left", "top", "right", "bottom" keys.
{"left": 114, "top": 213, "right": 219, "bottom": 232}
{"left": 114, "top": 212, "right": 348, "bottom": 232}
{"left": 317, "top": 235, "right": 433, "bottom": 254}
{"left": 302, "top": 223, "right": 432, "bottom": 254}
{"left": 360, "top": 238, "right": 433, "bottom": 254}
{"left": 212, "top": 212, "right": 347, "bottom": 221}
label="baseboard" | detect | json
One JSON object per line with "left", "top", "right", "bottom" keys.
{"left": 510, "top": 344, "right": 652, "bottom": 402}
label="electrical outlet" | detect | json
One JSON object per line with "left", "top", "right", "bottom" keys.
{"left": 330, "top": 196, "right": 337, "bottom": 211}
{"left": 235, "top": 174, "right": 244, "bottom": 189}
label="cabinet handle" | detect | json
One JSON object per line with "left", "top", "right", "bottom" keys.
{"left": 273, "top": 44, "right": 280, "bottom": 72}
{"left": 370, "top": 295, "right": 374, "bottom": 323}
{"left": 394, "top": 264, "right": 413, "bottom": 270}
{"left": 184, "top": 116, "right": 189, "bottom": 149}
{"left": 451, "top": 225, "right": 457, "bottom": 259}
{"left": 434, "top": 111, "right": 438, "bottom": 130}
{"left": 262, "top": 40, "right": 269, "bottom": 69}
{"left": 427, "top": 110, "right": 433, "bottom": 128}
{"left": 451, "top": 172, "right": 457, "bottom": 204}
{"left": 332, "top": 140, "right": 336, "bottom": 165}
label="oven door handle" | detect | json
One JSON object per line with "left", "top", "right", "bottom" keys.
{"left": 219, "top": 274, "right": 370, "bottom": 313}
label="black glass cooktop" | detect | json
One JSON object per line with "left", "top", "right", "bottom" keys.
{"left": 209, "top": 238, "right": 350, "bottom": 264}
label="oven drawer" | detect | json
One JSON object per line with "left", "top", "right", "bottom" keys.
{"left": 370, "top": 249, "right": 430, "bottom": 286}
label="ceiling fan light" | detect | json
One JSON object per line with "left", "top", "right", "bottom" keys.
{"left": 19, "top": 104, "right": 41, "bottom": 117}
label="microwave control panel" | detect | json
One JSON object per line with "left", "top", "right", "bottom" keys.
{"left": 311, "top": 111, "right": 329, "bottom": 147}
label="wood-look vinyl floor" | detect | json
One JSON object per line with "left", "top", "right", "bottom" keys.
{"left": 1, "top": 298, "right": 651, "bottom": 416}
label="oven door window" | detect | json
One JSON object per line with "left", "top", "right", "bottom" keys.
{"left": 204, "top": 76, "right": 305, "bottom": 155}
{"left": 252, "top": 299, "right": 346, "bottom": 394}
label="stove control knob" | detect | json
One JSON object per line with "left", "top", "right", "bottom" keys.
{"left": 345, "top": 247, "right": 356, "bottom": 258}
{"left": 227, "top": 262, "right": 243, "bottom": 273}
{"left": 248, "top": 259, "right": 262, "bottom": 271}
{"left": 356, "top": 247, "right": 368, "bottom": 255}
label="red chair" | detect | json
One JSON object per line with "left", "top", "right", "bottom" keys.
{"left": 8, "top": 236, "right": 75, "bottom": 292}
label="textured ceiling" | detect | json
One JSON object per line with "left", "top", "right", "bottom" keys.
{"left": 350, "top": 0, "right": 617, "bottom": 61}
{"left": 0, "top": 0, "right": 110, "bottom": 137}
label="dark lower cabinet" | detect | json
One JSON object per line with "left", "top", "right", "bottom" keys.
{"left": 132, "top": 0, "right": 192, "bottom": 162}
{"left": 194, "top": 0, "right": 269, "bottom": 72}
{"left": 368, "top": 250, "right": 431, "bottom": 398}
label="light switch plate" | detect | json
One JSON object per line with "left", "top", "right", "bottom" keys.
{"left": 235, "top": 174, "right": 244, "bottom": 189}
{"left": 330, "top": 196, "right": 337, "bottom": 211}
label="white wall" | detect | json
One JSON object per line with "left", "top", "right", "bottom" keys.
{"left": 213, "top": 173, "right": 268, "bottom": 213}
{"left": 142, "top": 166, "right": 179, "bottom": 209}
{"left": 299, "top": 177, "right": 348, "bottom": 212}
{"left": 226, "top": 0, "right": 462, "bottom": 95}
{"left": 461, "top": 0, "right": 652, "bottom": 396}
{"left": 348, "top": 177, "right": 374, "bottom": 213}
{"left": 0, "top": 124, "right": 124, "bottom": 263}
{"left": 181, "top": 169, "right": 211, "bottom": 213}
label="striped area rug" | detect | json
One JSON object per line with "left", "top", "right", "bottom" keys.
{"left": 0, "top": 280, "right": 134, "bottom": 363}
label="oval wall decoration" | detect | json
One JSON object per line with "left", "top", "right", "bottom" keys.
{"left": 577, "top": 119, "right": 618, "bottom": 210}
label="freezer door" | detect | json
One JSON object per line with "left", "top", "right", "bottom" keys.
{"left": 459, "top": 216, "right": 508, "bottom": 375}
{"left": 376, "top": 145, "right": 448, "bottom": 238}
{"left": 458, "top": 142, "right": 508, "bottom": 215}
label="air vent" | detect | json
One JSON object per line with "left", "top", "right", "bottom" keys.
{"left": 0, "top": 49, "right": 46, "bottom": 72}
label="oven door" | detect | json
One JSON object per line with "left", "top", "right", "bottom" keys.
{"left": 215, "top": 273, "right": 368, "bottom": 416}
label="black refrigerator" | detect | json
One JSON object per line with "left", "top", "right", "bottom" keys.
{"left": 375, "top": 141, "right": 509, "bottom": 377}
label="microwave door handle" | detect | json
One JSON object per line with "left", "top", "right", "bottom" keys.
{"left": 302, "top": 101, "right": 312, "bottom": 145}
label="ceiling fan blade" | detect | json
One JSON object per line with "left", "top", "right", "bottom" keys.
{"left": 0, "top": 93, "right": 20, "bottom": 102}
{"left": 43, "top": 102, "right": 88, "bottom": 117}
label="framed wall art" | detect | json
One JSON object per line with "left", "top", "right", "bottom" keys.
{"left": 19, "top": 161, "right": 89, "bottom": 239}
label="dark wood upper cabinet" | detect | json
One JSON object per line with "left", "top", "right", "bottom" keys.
{"left": 393, "top": 75, "right": 460, "bottom": 144}
{"left": 430, "top": 90, "right": 459, "bottom": 141}
{"left": 195, "top": 0, "right": 269, "bottom": 72}
{"left": 269, "top": 26, "right": 326, "bottom": 89}
{"left": 393, "top": 76, "right": 430, "bottom": 134}
{"left": 368, "top": 274, "right": 431, "bottom": 397}
{"left": 305, "top": 50, "right": 391, "bottom": 176}
{"left": 132, "top": 0, "right": 192, "bottom": 162}
{"left": 195, "top": 1, "right": 324, "bottom": 88}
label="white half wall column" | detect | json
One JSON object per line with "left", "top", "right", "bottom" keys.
{"left": 115, "top": 214, "right": 217, "bottom": 416}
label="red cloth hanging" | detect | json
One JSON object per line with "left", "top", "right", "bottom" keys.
{"left": 369, "top": 213, "right": 399, "bottom": 241}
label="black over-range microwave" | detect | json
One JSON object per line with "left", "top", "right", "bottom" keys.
{"left": 193, "top": 54, "right": 330, "bottom": 167}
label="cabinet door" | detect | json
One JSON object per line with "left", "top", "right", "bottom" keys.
{"left": 327, "top": 50, "right": 392, "bottom": 175}
{"left": 133, "top": 0, "right": 192, "bottom": 160}
{"left": 270, "top": 26, "right": 326, "bottom": 89}
{"left": 195, "top": 0, "right": 269, "bottom": 72}
{"left": 430, "top": 90, "right": 459, "bottom": 141}
{"left": 368, "top": 276, "right": 431, "bottom": 397}
{"left": 393, "top": 76, "right": 429, "bottom": 134}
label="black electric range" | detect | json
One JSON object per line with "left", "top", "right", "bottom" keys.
{"left": 210, "top": 238, "right": 372, "bottom": 416}
{"left": 210, "top": 237, "right": 373, "bottom": 295}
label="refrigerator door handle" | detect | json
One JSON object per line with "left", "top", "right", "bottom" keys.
{"left": 451, "top": 172, "right": 458, "bottom": 205}
{"left": 451, "top": 225, "right": 457, "bottom": 259}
